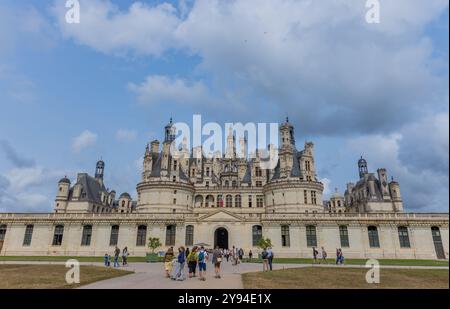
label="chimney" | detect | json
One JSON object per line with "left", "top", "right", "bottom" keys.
{"left": 151, "top": 140, "right": 160, "bottom": 153}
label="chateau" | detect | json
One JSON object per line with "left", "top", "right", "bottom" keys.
{"left": 0, "top": 119, "right": 448, "bottom": 260}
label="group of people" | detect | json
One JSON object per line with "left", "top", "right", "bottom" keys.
{"left": 312, "top": 247, "right": 345, "bottom": 264}
{"left": 104, "top": 246, "right": 129, "bottom": 267}
{"left": 260, "top": 247, "right": 274, "bottom": 271}
{"left": 164, "top": 245, "right": 224, "bottom": 281}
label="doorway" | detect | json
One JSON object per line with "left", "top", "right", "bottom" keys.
{"left": 214, "top": 228, "right": 229, "bottom": 249}
{"left": 432, "top": 226, "right": 445, "bottom": 259}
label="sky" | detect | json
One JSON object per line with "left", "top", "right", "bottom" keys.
{"left": 0, "top": 0, "right": 448, "bottom": 213}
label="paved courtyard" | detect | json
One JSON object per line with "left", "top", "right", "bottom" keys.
{"left": 0, "top": 260, "right": 447, "bottom": 289}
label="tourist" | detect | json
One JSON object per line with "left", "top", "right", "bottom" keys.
{"left": 104, "top": 253, "right": 110, "bottom": 267}
{"left": 249, "top": 250, "right": 253, "bottom": 262}
{"left": 261, "top": 248, "right": 269, "bottom": 272}
{"left": 122, "top": 247, "right": 129, "bottom": 266}
{"left": 164, "top": 247, "right": 175, "bottom": 278}
{"left": 185, "top": 247, "right": 190, "bottom": 260}
{"left": 114, "top": 246, "right": 120, "bottom": 267}
{"left": 187, "top": 246, "right": 198, "bottom": 278}
{"left": 198, "top": 246, "right": 208, "bottom": 281}
{"left": 225, "top": 249, "right": 230, "bottom": 262}
{"left": 336, "top": 248, "right": 345, "bottom": 265}
{"left": 212, "top": 245, "right": 223, "bottom": 279}
{"left": 312, "top": 247, "right": 319, "bottom": 264}
{"left": 320, "top": 247, "right": 327, "bottom": 264}
{"left": 231, "top": 246, "right": 237, "bottom": 265}
{"left": 267, "top": 247, "right": 274, "bottom": 271}
{"left": 238, "top": 248, "right": 244, "bottom": 262}
{"left": 172, "top": 246, "right": 186, "bottom": 281}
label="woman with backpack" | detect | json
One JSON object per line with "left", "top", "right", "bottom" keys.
{"left": 187, "top": 246, "right": 198, "bottom": 278}
{"left": 197, "top": 246, "right": 208, "bottom": 281}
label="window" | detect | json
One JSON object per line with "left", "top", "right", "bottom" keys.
{"left": 226, "top": 195, "right": 233, "bottom": 208}
{"left": 81, "top": 225, "right": 93, "bottom": 246}
{"left": 305, "top": 160, "right": 311, "bottom": 171}
{"left": 23, "top": 225, "right": 34, "bottom": 246}
{"left": 398, "top": 226, "right": 410, "bottom": 248}
{"left": 281, "top": 225, "right": 290, "bottom": 247}
{"left": 173, "top": 160, "right": 178, "bottom": 171}
{"left": 304, "top": 190, "right": 308, "bottom": 204}
{"left": 311, "top": 191, "right": 317, "bottom": 205}
{"left": 166, "top": 225, "right": 176, "bottom": 246}
{"left": 110, "top": 225, "right": 119, "bottom": 246}
{"left": 252, "top": 225, "right": 262, "bottom": 246}
{"left": 0, "top": 224, "right": 6, "bottom": 241}
{"left": 256, "top": 196, "right": 264, "bottom": 208}
{"left": 136, "top": 225, "right": 147, "bottom": 246}
{"left": 185, "top": 225, "right": 194, "bottom": 246}
{"left": 173, "top": 176, "right": 176, "bottom": 182}
{"left": 232, "top": 180, "right": 237, "bottom": 188}
{"left": 225, "top": 180, "right": 229, "bottom": 187}
{"left": 206, "top": 167, "right": 210, "bottom": 177}
{"left": 173, "top": 198, "right": 177, "bottom": 205}
{"left": 205, "top": 181, "right": 209, "bottom": 188}
{"left": 339, "top": 226, "right": 349, "bottom": 247}
{"left": 235, "top": 195, "right": 242, "bottom": 208}
{"left": 368, "top": 226, "right": 380, "bottom": 248}
{"left": 306, "top": 225, "right": 317, "bottom": 247}
{"left": 255, "top": 167, "right": 262, "bottom": 177}
{"left": 248, "top": 195, "right": 252, "bottom": 208}
{"left": 52, "top": 225, "right": 64, "bottom": 246}
{"left": 256, "top": 181, "right": 262, "bottom": 187}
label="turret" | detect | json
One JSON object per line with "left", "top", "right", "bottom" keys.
{"left": 377, "top": 168, "right": 390, "bottom": 199}
{"left": 95, "top": 160, "right": 105, "bottom": 185}
{"left": 55, "top": 177, "right": 71, "bottom": 213}
{"left": 358, "top": 156, "right": 368, "bottom": 179}
{"left": 151, "top": 140, "right": 160, "bottom": 153}
{"left": 389, "top": 178, "right": 403, "bottom": 212}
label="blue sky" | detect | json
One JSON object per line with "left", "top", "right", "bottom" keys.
{"left": 0, "top": 0, "right": 448, "bottom": 213}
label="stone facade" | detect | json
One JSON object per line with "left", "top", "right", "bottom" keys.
{"left": 0, "top": 119, "right": 448, "bottom": 259}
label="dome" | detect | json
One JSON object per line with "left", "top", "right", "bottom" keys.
{"left": 58, "top": 177, "right": 71, "bottom": 184}
{"left": 119, "top": 192, "right": 131, "bottom": 199}
{"left": 358, "top": 156, "right": 367, "bottom": 165}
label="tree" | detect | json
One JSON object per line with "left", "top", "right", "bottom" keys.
{"left": 257, "top": 237, "right": 272, "bottom": 250}
{"left": 148, "top": 237, "right": 162, "bottom": 254}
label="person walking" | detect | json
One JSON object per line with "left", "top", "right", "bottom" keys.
{"left": 238, "top": 248, "right": 244, "bottom": 262}
{"left": 173, "top": 246, "right": 186, "bottom": 281}
{"left": 198, "top": 246, "right": 208, "bottom": 281}
{"left": 231, "top": 246, "right": 236, "bottom": 265}
{"left": 122, "top": 247, "right": 129, "bottom": 266}
{"left": 164, "top": 247, "right": 175, "bottom": 278}
{"left": 104, "top": 253, "right": 110, "bottom": 267}
{"left": 225, "top": 249, "right": 230, "bottom": 262}
{"left": 248, "top": 250, "right": 253, "bottom": 262}
{"left": 312, "top": 247, "right": 319, "bottom": 264}
{"left": 261, "top": 248, "right": 269, "bottom": 272}
{"left": 320, "top": 247, "right": 327, "bottom": 264}
{"left": 113, "top": 246, "right": 120, "bottom": 267}
{"left": 187, "top": 246, "right": 198, "bottom": 278}
{"left": 267, "top": 247, "right": 274, "bottom": 271}
{"left": 212, "top": 246, "right": 223, "bottom": 279}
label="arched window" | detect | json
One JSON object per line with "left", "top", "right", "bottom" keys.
{"left": 205, "top": 195, "right": 214, "bottom": 207}
{"left": 339, "top": 226, "right": 349, "bottom": 247}
{"left": 194, "top": 195, "right": 203, "bottom": 208}
{"left": 136, "top": 225, "right": 147, "bottom": 246}
{"left": 224, "top": 180, "right": 229, "bottom": 187}
{"left": 166, "top": 225, "right": 176, "bottom": 246}
{"left": 81, "top": 225, "right": 93, "bottom": 246}
{"left": 235, "top": 195, "right": 242, "bottom": 208}
{"left": 281, "top": 225, "right": 290, "bottom": 247}
{"left": 252, "top": 225, "right": 262, "bottom": 246}
{"left": 226, "top": 195, "right": 233, "bottom": 208}
{"left": 23, "top": 225, "right": 34, "bottom": 246}
{"left": 306, "top": 225, "right": 317, "bottom": 247}
{"left": 368, "top": 226, "right": 380, "bottom": 248}
{"left": 0, "top": 224, "right": 7, "bottom": 241}
{"left": 52, "top": 225, "right": 64, "bottom": 246}
{"left": 398, "top": 226, "right": 410, "bottom": 248}
{"left": 110, "top": 225, "right": 120, "bottom": 246}
{"left": 185, "top": 225, "right": 194, "bottom": 246}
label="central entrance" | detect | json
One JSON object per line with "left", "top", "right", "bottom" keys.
{"left": 214, "top": 228, "right": 229, "bottom": 249}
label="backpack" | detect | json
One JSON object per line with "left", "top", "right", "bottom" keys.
{"left": 262, "top": 251, "right": 268, "bottom": 259}
{"left": 198, "top": 251, "right": 205, "bottom": 263}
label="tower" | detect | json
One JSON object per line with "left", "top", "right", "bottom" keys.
{"left": 279, "top": 117, "right": 295, "bottom": 148}
{"left": 55, "top": 177, "right": 71, "bottom": 213}
{"left": 95, "top": 160, "right": 105, "bottom": 180}
{"left": 377, "top": 168, "right": 390, "bottom": 199}
{"left": 358, "top": 156, "right": 368, "bottom": 179}
{"left": 279, "top": 118, "right": 295, "bottom": 177}
{"left": 164, "top": 118, "right": 176, "bottom": 143}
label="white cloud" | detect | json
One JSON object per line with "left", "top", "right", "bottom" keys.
{"left": 116, "top": 129, "right": 137, "bottom": 142}
{"left": 72, "top": 130, "right": 97, "bottom": 153}
{"left": 128, "top": 75, "right": 215, "bottom": 107}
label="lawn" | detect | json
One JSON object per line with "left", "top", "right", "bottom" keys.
{"left": 242, "top": 267, "right": 449, "bottom": 289}
{"left": 0, "top": 265, "right": 133, "bottom": 289}
{"left": 0, "top": 256, "right": 150, "bottom": 263}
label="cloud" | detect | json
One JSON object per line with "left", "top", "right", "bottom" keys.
{"left": 72, "top": 130, "right": 98, "bottom": 153}
{"left": 51, "top": 0, "right": 181, "bottom": 57}
{"left": 128, "top": 75, "right": 215, "bottom": 107}
{"left": 116, "top": 129, "right": 137, "bottom": 142}
{"left": 0, "top": 140, "right": 35, "bottom": 168}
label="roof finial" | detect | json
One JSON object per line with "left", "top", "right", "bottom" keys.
{"left": 286, "top": 115, "right": 289, "bottom": 123}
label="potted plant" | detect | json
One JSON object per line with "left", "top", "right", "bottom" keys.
{"left": 146, "top": 237, "right": 162, "bottom": 262}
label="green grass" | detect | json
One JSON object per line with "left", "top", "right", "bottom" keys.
{"left": 242, "top": 257, "right": 449, "bottom": 267}
{"left": 242, "top": 267, "right": 449, "bottom": 289}
{"left": 1, "top": 256, "right": 447, "bottom": 266}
